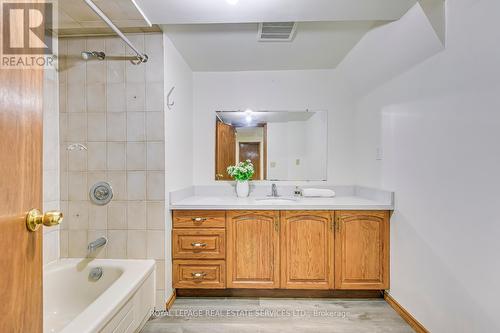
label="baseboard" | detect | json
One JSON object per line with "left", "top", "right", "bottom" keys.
{"left": 384, "top": 292, "right": 429, "bottom": 333}
{"left": 176, "top": 289, "right": 383, "bottom": 298}
{"left": 165, "top": 289, "right": 177, "bottom": 310}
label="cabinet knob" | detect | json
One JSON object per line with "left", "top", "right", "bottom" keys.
{"left": 191, "top": 272, "right": 207, "bottom": 279}
{"left": 191, "top": 242, "right": 207, "bottom": 248}
{"left": 192, "top": 217, "right": 207, "bottom": 223}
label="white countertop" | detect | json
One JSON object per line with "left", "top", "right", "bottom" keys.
{"left": 170, "top": 195, "right": 393, "bottom": 210}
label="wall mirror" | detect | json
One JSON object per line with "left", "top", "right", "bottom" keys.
{"left": 215, "top": 110, "right": 327, "bottom": 181}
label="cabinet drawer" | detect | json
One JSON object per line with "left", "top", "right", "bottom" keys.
{"left": 173, "top": 260, "right": 226, "bottom": 289}
{"left": 173, "top": 229, "right": 226, "bottom": 259}
{"left": 173, "top": 210, "right": 226, "bottom": 228}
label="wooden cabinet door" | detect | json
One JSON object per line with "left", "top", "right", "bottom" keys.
{"left": 215, "top": 120, "right": 235, "bottom": 180}
{"left": 0, "top": 38, "right": 44, "bottom": 331}
{"left": 281, "top": 211, "right": 334, "bottom": 289}
{"left": 227, "top": 211, "right": 280, "bottom": 288}
{"left": 335, "top": 211, "right": 390, "bottom": 290}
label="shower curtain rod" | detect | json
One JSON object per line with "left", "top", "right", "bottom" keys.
{"left": 83, "top": 0, "right": 148, "bottom": 64}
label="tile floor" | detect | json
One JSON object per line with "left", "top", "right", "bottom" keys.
{"left": 142, "top": 298, "right": 414, "bottom": 333}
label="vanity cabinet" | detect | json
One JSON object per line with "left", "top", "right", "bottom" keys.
{"left": 226, "top": 211, "right": 280, "bottom": 289}
{"left": 172, "top": 209, "right": 390, "bottom": 292}
{"left": 172, "top": 211, "right": 227, "bottom": 289}
{"left": 334, "top": 210, "right": 390, "bottom": 290}
{"left": 280, "top": 211, "right": 334, "bottom": 289}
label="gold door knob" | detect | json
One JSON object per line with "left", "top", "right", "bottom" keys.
{"left": 26, "top": 209, "right": 63, "bottom": 232}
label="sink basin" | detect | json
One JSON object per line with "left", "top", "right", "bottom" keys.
{"left": 254, "top": 197, "right": 299, "bottom": 203}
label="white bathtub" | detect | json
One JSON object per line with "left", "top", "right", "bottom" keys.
{"left": 44, "top": 258, "right": 155, "bottom": 333}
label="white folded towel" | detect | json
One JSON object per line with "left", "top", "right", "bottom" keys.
{"left": 302, "top": 188, "right": 336, "bottom": 198}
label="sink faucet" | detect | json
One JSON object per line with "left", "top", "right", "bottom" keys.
{"left": 88, "top": 237, "right": 107, "bottom": 255}
{"left": 271, "top": 183, "right": 279, "bottom": 197}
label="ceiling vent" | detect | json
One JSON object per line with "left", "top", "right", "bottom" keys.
{"left": 258, "top": 22, "right": 297, "bottom": 42}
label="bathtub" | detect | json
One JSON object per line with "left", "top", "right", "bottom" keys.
{"left": 44, "top": 258, "right": 155, "bottom": 333}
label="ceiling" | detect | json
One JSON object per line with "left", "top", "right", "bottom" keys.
{"left": 56, "top": 0, "right": 418, "bottom": 71}
{"left": 164, "top": 21, "right": 383, "bottom": 71}
{"left": 57, "top": 0, "right": 160, "bottom": 36}
{"left": 134, "top": 0, "right": 417, "bottom": 25}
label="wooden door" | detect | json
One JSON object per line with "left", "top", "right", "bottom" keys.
{"left": 239, "top": 142, "right": 261, "bottom": 180}
{"left": 227, "top": 211, "right": 280, "bottom": 288}
{"left": 335, "top": 211, "right": 390, "bottom": 290}
{"left": 280, "top": 211, "right": 334, "bottom": 289}
{"left": 215, "top": 120, "right": 236, "bottom": 180}
{"left": 0, "top": 52, "right": 44, "bottom": 332}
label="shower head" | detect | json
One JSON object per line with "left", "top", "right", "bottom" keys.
{"left": 81, "top": 51, "right": 106, "bottom": 61}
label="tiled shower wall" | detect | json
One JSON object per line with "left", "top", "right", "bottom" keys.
{"left": 58, "top": 33, "right": 166, "bottom": 308}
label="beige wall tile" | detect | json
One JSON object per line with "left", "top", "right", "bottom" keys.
{"left": 67, "top": 113, "right": 87, "bottom": 141}
{"left": 86, "top": 83, "right": 106, "bottom": 112}
{"left": 147, "top": 230, "right": 165, "bottom": 260}
{"left": 87, "top": 113, "right": 106, "bottom": 141}
{"left": 127, "top": 230, "right": 147, "bottom": 259}
{"left": 86, "top": 61, "right": 106, "bottom": 84}
{"left": 146, "top": 82, "right": 164, "bottom": 112}
{"left": 107, "top": 142, "right": 126, "bottom": 170}
{"left": 67, "top": 83, "right": 86, "bottom": 113}
{"left": 68, "top": 149, "right": 87, "bottom": 171}
{"left": 147, "top": 142, "right": 164, "bottom": 171}
{"left": 89, "top": 204, "right": 107, "bottom": 230}
{"left": 147, "top": 201, "right": 165, "bottom": 230}
{"left": 147, "top": 171, "right": 165, "bottom": 200}
{"left": 106, "top": 112, "right": 126, "bottom": 141}
{"left": 146, "top": 112, "right": 164, "bottom": 141}
{"left": 127, "top": 201, "right": 146, "bottom": 230}
{"left": 108, "top": 201, "right": 127, "bottom": 229}
{"left": 87, "top": 142, "right": 107, "bottom": 170}
{"left": 106, "top": 83, "right": 126, "bottom": 112}
{"left": 126, "top": 83, "right": 145, "bottom": 112}
{"left": 67, "top": 62, "right": 86, "bottom": 85}
{"left": 67, "top": 201, "right": 89, "bottom": 230}
{"left": 107, "top": 230, "right": 127, "bottom": 258}
{"left": 68, "top": 230, "right": 88, "bottom": 257}
{"left": 126, "top": 142, "right": 146, "bottom": 170}
{"left": 126, "top": 112, "right": 145, "bottom": 141}
{"left": 67, "top": 172, "right": 87, "bottom": 201}
{"left": 107, "top": 61, "right": 125, "bottom": 83}
{"left": 127, "top": 171, "right": 146, "bottom": 200}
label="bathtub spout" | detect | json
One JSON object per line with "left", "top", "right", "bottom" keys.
{"left": 87, "top": 237, "right": 107, "bottom": 255}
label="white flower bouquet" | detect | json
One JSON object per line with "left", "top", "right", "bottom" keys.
{"left": 227, "top": 160, "right": 254, "bottom": 181}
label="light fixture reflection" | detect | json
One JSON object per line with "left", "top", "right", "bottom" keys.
{"left": 226, "top": 0, "right": 239, "bottom": 5}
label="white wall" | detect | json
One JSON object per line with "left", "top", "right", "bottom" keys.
{"left": 192, "top": 70, "right": 356, "bottom": 185}
{"left": 163, "top": 34, "right": 194, "bottom": 299}
{"left": 346, "top": 1, "right": 500, "bottom": 332}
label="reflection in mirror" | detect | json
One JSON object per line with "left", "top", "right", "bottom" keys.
{"left": 215, "top": 110, "right": 327, "bottom": 181}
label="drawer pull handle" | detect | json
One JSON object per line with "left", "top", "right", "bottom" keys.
{"left": 191, "top": 272, "right": 207, "bottom": 279}
{"left": 192, "top": 217, "right": 207, "bottom": 222}
{"left": 191, "top": 242, "right": 207, "bottom": 248}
